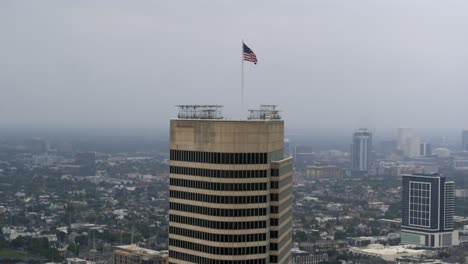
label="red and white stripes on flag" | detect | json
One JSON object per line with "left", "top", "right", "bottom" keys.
{"left": 243, "top": 43, "right": 257, "bottom": 64}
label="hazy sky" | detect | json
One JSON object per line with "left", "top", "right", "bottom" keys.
{"left": 1, "top": 1, "right": 468, "bottom": 130}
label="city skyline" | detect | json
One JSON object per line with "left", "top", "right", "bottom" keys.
{"left": 1, "top": 105, "right": 468, "bottom": 263}
{"left": 2, "top": 1, "right": 468, "bottom": 263}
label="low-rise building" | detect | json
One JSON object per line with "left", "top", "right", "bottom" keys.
{"left": 113, "top": 244, "right": 168, "bottom": 264}
{"left": 349, "top": 244, "right": 431, "bottom": 262}
{"left": 66, "top": 258, "right": 94, "bottom": 264}
{"left": 291, "top": 248, "right": 328, "bottom": 264}
{"left": 306, "top": 165, "right": 343, "bottom": 179}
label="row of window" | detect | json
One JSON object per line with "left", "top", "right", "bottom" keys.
{"left": 269, "top": 249, "right": 287, "bottom": 264}
{"left": 271, "top": 194, "right": 279, "bottom": 201}
{"left": 169, "top": 226, "right": 267, "bottom": 243}
{"left": 272, "top": 197, "right": 293, "bottom": 215}
{"left": 410, "top": 204, "right": 430, "bottom": 211}
{"left": 271, "top": 218, "right": 278, "bottom": 226}
{"left": 270, "top": 255, "right": 278, "bottom": 263}
{"left": 410, "top": 190, "right": 431, "bottom": 197}
{"left": 169, "top": 238, "right": 267, "bottom": 255}
{"left": 270, "top": 243, "right": 278, "bottom": 251}
{"left": 170, "top": 202, "right": 268, "bottom": 217}
{"left": 271, "top": 206, "right": 279, "bottom": 214}
{"left": 170, "top": 178, "right": 268, "bottom": 192}
{"left": 410, "top": 182, "right": 431, "bottom": 190}
{"left": 274, "top": 229, "right": 293, "bottom": 251}
{"left": 169, "top": 250, "right": 267, "bottom": 264}
{"left": 170, "top": 150, "right": 268, "bottom": 164}
{"left": 272, "top": 164, "right": 293, "bottom": 177}
{"left": 271, "top": 181, "right": 279, "bottom": 189}
{"left": 410, "top": 197, "right": 430, "bottom": 204}
{"left": 270, "top": 187, "right": 293, "bottom": 202}
{"left": 270, "top": 231, "right": 278, "bottom": 238}
{"left": 409, "top": 217, "right": 430, "bottom": 227}
{"left": 271, "top": 220, "right": 291, "bottom": 239}
{"left": 270, "top": 207, "right": 293, "bottom": 227}
{"left": 169, "top": 214, "right": 267, "bottom": 230}
{"left": 409, "top": 211, "right": 430, "bottom": 218}
{"left": 277, "top": 242, "right": 291, "bottom": 261}
{"left": 170, "top": 166, "right": 268, "bottom": 178}
{"left": 170, "top": 190, "right": 267, "bottom": 204}
{"left": 270, "top": 246, "right": 290, "bottom": 264}
{"left": 270, "top": 176, "right": 293, "bottom": 190}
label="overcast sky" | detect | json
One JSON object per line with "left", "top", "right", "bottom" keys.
{"left": 1, "top": 1, "right": 468, "bottom": 130}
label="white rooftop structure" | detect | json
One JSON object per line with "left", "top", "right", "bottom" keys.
{"left": 113, "top": 244, "right": 167, "bottom": 256}
{"left": 349, "top": 244, "right": 431, "bottom": 262}
{"left": 66, "top": 258, "right": 94, "bottom": 264}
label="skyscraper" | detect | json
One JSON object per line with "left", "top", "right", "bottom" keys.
{"left": 168, "top": 105, "right": 293, "bottom": 264}
{"left": 351, "top": 128, "right": 372, "bottom": 176}
{"left": 419, "top": 142, "right": 432, "bottom": 157}
{"left": 401, "top": 173, "right": 458, "bottom": 248}
{"left": 462, "top": 130, "right": 468, "bottom": 151}
{"left": 398, "top": 128, "right": 420, "bottom": 158}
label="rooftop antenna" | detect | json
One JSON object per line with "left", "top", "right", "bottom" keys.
{"left": 176, "top": 105, "right": 223, "bottom": 119}
{"left": 248, "top": 105, "right": 281, "bottom": 120}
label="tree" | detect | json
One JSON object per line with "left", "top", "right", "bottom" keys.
{"left": 68, "top": 243, "right": 80, "bottom": 257}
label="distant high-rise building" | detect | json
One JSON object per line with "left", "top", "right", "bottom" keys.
{"left": 462, "top": 130, "right": 468, "bottom": 151}
{"left": 169, "top": 105, "right": 293, "bottom": 264}
{"left": 401, "top": 173, "right": 458, "bottom": 248}
{"left": 113, "top": 244, "right": 168, "bottom": 264}
{"left": 293, "top": 145, "right": 315, "bottom": 169}
{"left": 351, "top": 128, "right": 372, "bottom": 176}
{"left": 29, "top": 137, "right": 48, "bottom": 154}
{"left": 380, "top": 140, "right": 398, "bottom": 156}
{"left": 398, "top": 128, "right": 420, "bottom": 158}
{"left": 420, "top": 142, "right": 432, "bottom": 157}
{"left": 58, "top": 142, "right": 73, "bottom": 155}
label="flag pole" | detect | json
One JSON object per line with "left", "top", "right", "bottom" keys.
{"left": 241, "top": 39, "right": 244, "bottom": 119}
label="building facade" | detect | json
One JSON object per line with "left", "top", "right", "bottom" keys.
{"left": 351, "top": 129, "right": 372, "bottom": 176}
{"left": 401, "top": 173, "right": 458, "bottom": 248}
{"left": 168, "top": 109, "right": 293, "bottom": 264}
{"left": 306, "top": 166, "right": 343, "bottom": 179}
{"left": 419, "top": 142, "right": 432, "bottom": 157}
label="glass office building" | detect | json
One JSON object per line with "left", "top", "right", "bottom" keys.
{"left": 401, "top": 173, "right": 458, "bottom": 248}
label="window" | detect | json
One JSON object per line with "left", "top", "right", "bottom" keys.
{"left": 170, "top": 150, "right": 269, "bottom": 164}
{"left": 408, "top": 181, "right": 431, "bottom": 227}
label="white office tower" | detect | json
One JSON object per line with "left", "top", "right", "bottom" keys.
{"left": 398, "top": 128, "right": 420, "bottom": 158}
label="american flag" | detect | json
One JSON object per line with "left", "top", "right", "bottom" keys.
{"left": 243, "top": 43, "right": 257, "bottom": 64}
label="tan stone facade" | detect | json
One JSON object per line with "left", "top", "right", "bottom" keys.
{"left": 113, "top": 244, "right": 168, "bottom": 264}
{"left": 169, "top": 119, "right": 292, "bottom": 264}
